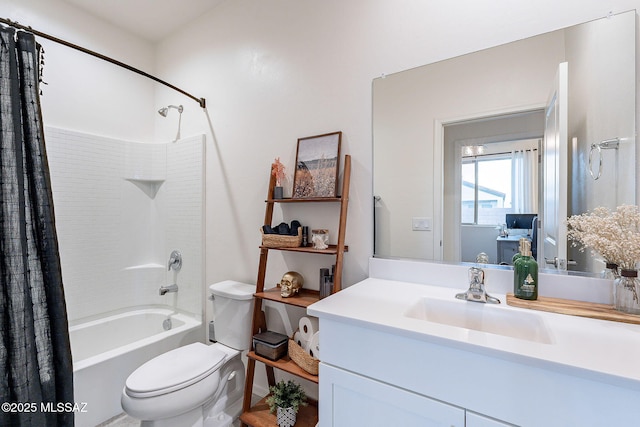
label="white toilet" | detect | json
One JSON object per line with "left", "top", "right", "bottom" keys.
{"left": 121, "top": 280, "right": 255, "bottom": 427}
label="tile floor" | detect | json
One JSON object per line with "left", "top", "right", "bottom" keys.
{"left": 97, "top": 412, "right": 139, "bottom": 426}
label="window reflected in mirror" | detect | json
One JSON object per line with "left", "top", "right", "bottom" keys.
{"left": 461, "top": 156, "right": 512, "bottom": 225}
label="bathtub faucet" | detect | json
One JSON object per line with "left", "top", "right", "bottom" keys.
{"left": 159, "top": 284, "right": 178, "bottom": 296}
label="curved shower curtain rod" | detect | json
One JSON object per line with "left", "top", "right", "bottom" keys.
{"left": 0, "top": 17, "right": 206, "bottom": 109}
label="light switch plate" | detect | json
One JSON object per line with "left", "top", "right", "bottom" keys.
{"left": 412, "top": 217, "right": 431, "bottom": 231}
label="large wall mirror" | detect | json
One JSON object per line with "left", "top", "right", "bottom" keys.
{"left": 373, "top": 10, "right": 636, "bottom": 274}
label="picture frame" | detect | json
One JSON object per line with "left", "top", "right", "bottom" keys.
{"left": 292, "top": 131, "right": 342, "bottom": 198}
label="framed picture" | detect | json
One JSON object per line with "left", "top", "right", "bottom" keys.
{"left": 292, "top": 131, "right": 342, "bottom": 198}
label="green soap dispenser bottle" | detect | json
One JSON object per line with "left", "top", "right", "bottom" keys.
{"left": 514, "top": 239, "right": 538, "bottom": 300}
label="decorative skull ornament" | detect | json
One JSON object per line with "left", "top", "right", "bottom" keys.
{"left": 280, "top": 271, "right": 304, "bottom": 297}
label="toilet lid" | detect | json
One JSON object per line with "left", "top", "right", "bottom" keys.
{"left": 125, "top": 342, "right": 227, "bottom": 398}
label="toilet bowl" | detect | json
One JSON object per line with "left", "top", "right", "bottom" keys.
{"left": 121, "top": 281, "right": 255, "bottom": 427}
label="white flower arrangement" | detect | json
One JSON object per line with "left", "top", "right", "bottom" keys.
{"left": 566, "top": 205, "right": 640, "bottom": 270}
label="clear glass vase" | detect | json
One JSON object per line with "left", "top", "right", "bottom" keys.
{"left": 600, "top": 262, "right": 619, "bottom": 280}
{"left": 614, "top": 269, "right": 640, "bottom": 315}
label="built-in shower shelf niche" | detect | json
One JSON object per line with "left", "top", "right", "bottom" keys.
{"left": 125, "top": 178, "right": 165, "bottom": 199}
{"left": 123, "top": 263, "right": 165, "bottom": 271}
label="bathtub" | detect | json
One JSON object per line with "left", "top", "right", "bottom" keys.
{"left": 70, "top": 306, "right": 203, "bottom": 427}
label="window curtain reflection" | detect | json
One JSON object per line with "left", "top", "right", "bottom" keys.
{"left": 0, "top": 26, "right": 74, "bottom": 426}
{"left": 512, "top": 149, "right": 538, "bottom": 213}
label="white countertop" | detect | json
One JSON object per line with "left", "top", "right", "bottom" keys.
{"left": 308, "top": 276, "right": 640, "bottom": 391}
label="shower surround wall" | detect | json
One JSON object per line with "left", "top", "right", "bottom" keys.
{"left": 45, "top": 127, "right": 204, "bottom": 323}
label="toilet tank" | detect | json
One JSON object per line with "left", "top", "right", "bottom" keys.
{"left": 209, "top": 280, "right": 255, "bottom": 351}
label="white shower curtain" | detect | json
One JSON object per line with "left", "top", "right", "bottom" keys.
{"left": 512, "top": 149, "right": 538, "bottom": 213}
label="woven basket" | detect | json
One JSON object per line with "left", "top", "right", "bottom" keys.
{"left": 261, "top": 227, "right": 302, "bottom": 248}
{"left": 288, "top": 338, "right": 319, "bottom": 375}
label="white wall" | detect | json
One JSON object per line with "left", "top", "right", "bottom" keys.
{"left": 154, "top": 0, "right": 640, "bottom": 292}
{"left": 0, "top": 0, "right": 156, "bottom": 142}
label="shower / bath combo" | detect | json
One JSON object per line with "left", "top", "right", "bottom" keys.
{"left": 158, "top": 104, "right": 183, "bottom": 142}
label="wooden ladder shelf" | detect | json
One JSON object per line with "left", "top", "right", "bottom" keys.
{"left": 239, "top": 155, "right": 351, "bottom": 427}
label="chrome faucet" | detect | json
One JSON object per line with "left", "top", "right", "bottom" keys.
{"left": 455, "top": 266, "right": 501, "bottom": 304}
{"left": 167, "top": 250, "right": 182, "bottom": 271}
{"left": 159, "top": 284, "right": 178, "bottom": 296}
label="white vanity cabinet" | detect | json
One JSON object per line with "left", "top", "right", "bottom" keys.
{"left": 315, "top": 319, "right": 515, "bottom": 427}
{"left": 308, "top": 275, "right": 640, "bottom": 427}
{"left": 321, "top": 363, "right": 514, "bottom": 427}
{"left": 321, "top": 363, "right": 465, "bottom": 426}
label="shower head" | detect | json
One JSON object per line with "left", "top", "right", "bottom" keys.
{"left": 158, "top": 104, "right": 184, "bottom": 117}
{"left": 158, "top": 104, "right": 184, "bottom": 142}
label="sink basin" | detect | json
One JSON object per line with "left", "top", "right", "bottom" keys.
{"left": 405, "top": 296, "right": 553, "bottom": 344}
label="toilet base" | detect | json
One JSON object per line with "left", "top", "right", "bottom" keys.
{"left": 139, "top": 394, "right": 241, "bottom": 427}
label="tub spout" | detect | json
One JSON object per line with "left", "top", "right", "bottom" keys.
{"left": 159, "top": 284, "right": 178, "bottom": 296}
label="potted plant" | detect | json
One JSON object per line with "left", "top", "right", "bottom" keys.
{"left": 266, "top": 380, "right": 308, "bottom": 427}
{"left": 271, "top": 157, "right": 286, "bottom": 199}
